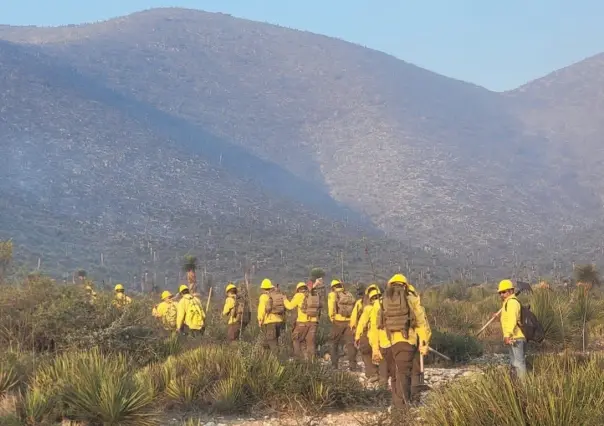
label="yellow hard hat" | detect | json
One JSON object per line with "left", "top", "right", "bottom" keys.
{"left": 179, "top": 284, "right": 189, "bottom": 293}
{"left": 498, "top": 279, "right": 514, "bottom": 293}
{"left": 388, "top": 274, "right": 407, "bottom": 286}
{"left": 226, "top": 283, "right": 237, "bottom": 293}
{"left": 330, "top": 279, "right": 342, "bottom": 287}
{"left": 260, "top": 278, "right": 273, "bottom": 290}
{"left": 368, "top": 289, "right": 380, "bottom": 300}
{"left": 365, "top": 284, "right": 379, "bottom": 295}
{"left": 296, "top": 282, "right": 308, "bottom": 291}
{"left": 114, "top": 284, "right": 124, "bottom": 291}
{"left": 161, "top": 290, "right": 172, "bottom": 300}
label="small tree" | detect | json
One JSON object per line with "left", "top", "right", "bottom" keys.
{"left": 0, "top": 239, "right": 13, "bottom": 283}
{"left": 573, "top": 263, "right": 600, "bottom": 352}
{"left": 183, "top": 255, "right": 198, "bottom": 293}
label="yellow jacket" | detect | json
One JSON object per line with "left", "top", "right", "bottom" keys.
{"left": 112, "top": 293, "right": 132, "bottom": 307}
{"left": 501, "top": 295, "right": 525, "bottom": 340}
{"left": 152, "top": 300, "right": 177, "bottom": 329}
{"left": 222, "top": 296, "right": 237, "bottom": 325}
{"left": 369, "top": 288, "right": 431, "bottom": 351}
{"left": 349, "top": 299, "right": 364, "bottom": 329}
{"left": 328, "top": 289, "right": 350, "bottom": 322}
{"left": 257, "top": 292, "right": 285, "bottom": 325}
{"left": 355, "top": 303, "right": 377, "bottom": 342}
{"left": 176, "top": 294, "right": 205, "bottom": 330}
{"left": 284, "top": 292, "right": 318, "bottom": 323}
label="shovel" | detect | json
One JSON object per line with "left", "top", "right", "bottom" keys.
{"left": 476, "top": 281, "right": 532, "bottom": 336}
{"left": 413, "top": 352, "right": 431, "bottom": 392}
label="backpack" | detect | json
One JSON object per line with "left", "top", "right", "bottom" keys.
{"left": 186, "top": 296, "right": 204, "bottom": 329}
{"left": 163, "top": 301, "right": 177, "bottom": 328}
{"left": 335, "top": 291, "right": 356, "bottom": 318}
{"left": 234, "top": 295, "right": 251, "bottom": 325}
{"left": 266, "top": 290, "right": 286, "bottom": 315}
{"left": 301, "top": 291, "right": 321, "bottom": 317}
{"left": 506, "top": 299, "right": 545, "bottom": 343}
{"left": 378, "top": 287, "right": 413, "bottom": 337}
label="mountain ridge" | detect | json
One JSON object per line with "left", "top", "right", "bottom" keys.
{"left": 2, "top": 7, "right": 604, "bottom": 281}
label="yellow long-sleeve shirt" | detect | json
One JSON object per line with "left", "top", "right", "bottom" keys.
{"left": 349, "top": 299, "right": 364, "bottom": 329}
{"left": 223, "top": 296, "right": 237, "bottom": 325}
{"left": 328, "top": 289, "right": 351, "bottom": 322}
{"left": 176, "top": 294, "right": 205, "bottom": 330}
{"left": 257, "top": 292, "right": 285, "bottom": 325}
{"left": 152, "top": 300, "right": 177, "bottom": 329}
{"left": 369, "top": 289, "right": 431, "bottom": 351}
{"left": 284, "top": 292, "right": 318, "bottom": 323}
{"left": 501, "top": 295, "right": 525, "bottom": 340}
{"left": 355, "top": 303, "right": 376, "bottom": 341}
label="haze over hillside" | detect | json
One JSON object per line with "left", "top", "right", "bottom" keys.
{"left": 1, "top": 7, "right": 603, "bottom": 282}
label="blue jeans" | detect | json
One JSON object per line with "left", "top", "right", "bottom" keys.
{"left": 509, "top": 339, "right": 527, "bottom": 379}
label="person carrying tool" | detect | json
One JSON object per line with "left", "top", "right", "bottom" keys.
{"left": 257, "top": 278, "right": 287, "bottom": 351}
{"left": 223, "top": 283, "right": 250, "bottom": 341}
{"left": 498, "top": 279, "right": 527, "bottom": 379}
{"left": 328, "top": 279, "right": 358, "bottom": 370}
{"left": 285, "top": 282, "right": 321, "bottom": 359}
{"left": 369, "top": 274, "right": 430, "bottom": 410}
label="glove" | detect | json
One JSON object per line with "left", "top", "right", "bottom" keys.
{"left": 419, "top": 345, "right": 429, "bottom": 356}
{"left": 372, "top": 349, "right": 383, "bottom": 364}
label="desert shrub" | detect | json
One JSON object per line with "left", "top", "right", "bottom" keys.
{"left": 0, "top": 277, "right": 176, "bottom": 365}
{"left": 429, "top": 330, "right": 483, "bottom": 363}
{"left": 30, "top": 348, "right": 158, "bottom": 425}
{"left": 151, "top": 343, "right": 364, "bottom": 413}
{"left": 419, "top": 353, "right": 604, "bottom": 426}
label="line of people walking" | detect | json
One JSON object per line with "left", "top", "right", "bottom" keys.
{"left": 101, "top": 274, "right": 530, "bottom": 411}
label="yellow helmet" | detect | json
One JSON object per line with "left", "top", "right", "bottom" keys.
{"left": 330, "top": 279, "right": 342, "bottom": 287}
{"left": 365, "top": 284, "right": 379, "bottom": 295}
{"left": 498, "top": 279, "right": 514, "bottom": 293}
{"left": 226, "top": 283, "right": 237, "bottom": 293}
{"left": 178, "top": 284, "right": 189, "bottom": 293}
{"left": 368, "top": 289, "right": 380, "bottom": 300}
{"left": 114, "top": 284, "right": 124, "bottom": 291}
{"left": 161, "top": 291, "right": 172, "bottom": 300}
{"left": 260, "top": 278, "right": 273, "bottom": 290}
{"left": 388, "top": 274, "right": 407, "bottom": 286}
{"left": 296, "top": 282, "right": 308, "bottom": 291}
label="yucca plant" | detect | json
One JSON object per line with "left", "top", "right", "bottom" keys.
{"left": 33, "top": 348, "right": 159, "bottom": 425}
{"left": 420, "top": 353, "right": 604, "bottom": 426}
{"left": 23, "top": 385, "right": 55, "bottom": 425}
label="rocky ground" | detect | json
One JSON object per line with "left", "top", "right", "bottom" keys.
{"left": 165, "top": 355, "right": 501, "bottom": 426}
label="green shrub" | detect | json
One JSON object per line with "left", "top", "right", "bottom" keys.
{"left": 419, "top": 353, "right": 604, "bottom": 426}
{"left": 429, "top": 330, "right": 483, "bottom": 363}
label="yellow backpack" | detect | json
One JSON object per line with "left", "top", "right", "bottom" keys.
{"left": 185, "top": 295, "right": 204, "bottom": 329}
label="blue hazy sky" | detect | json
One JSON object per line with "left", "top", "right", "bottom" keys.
{"left": 1, "top": 0, "right": 602, "bottom": 91}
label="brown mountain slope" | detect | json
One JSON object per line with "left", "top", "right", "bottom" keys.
{"left": 0, "top": 8, "right": 602, "bottom": 268}
{"left": 0, "top": 39, "right": 450, "bottom": 283}
{"left": 505, "top": 53, "right": 604, "bottom": 199}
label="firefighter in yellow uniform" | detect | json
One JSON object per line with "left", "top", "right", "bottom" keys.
{"left": 112, "top": 283, "right": 132, "bottom": 307}
{"left": 176, "top": 284, "right": 205, "bottom": 337}
{"left": 354, "top": 286, "right": 388, "bottom": 385}
{"left": 223, "top": 283, "right": 249, "bottom": 341}
{"left": 284, "top": 282, "right": 321, "bottom": 359}
{"left": 257, "top": 279, "right": 287, "bottom": 351}
{"left": 152, "top": 291, "right": 177, "bottom": 330}
{"left": 369, "top": 274, "right": 431, "bottom": 410}
{"left": 328, "top": 279, "right": 358, "bottom": 370}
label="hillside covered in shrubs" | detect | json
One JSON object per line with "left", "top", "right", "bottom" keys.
{"left": 2, "top": 272, "right": 604, "bottom": 424}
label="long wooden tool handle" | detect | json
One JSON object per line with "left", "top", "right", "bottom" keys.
{"left": 205, "top": 287, "right": 213, "bottom": 313}
{"left": 476, "top": 307, "right": 503, "bottom": 335}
